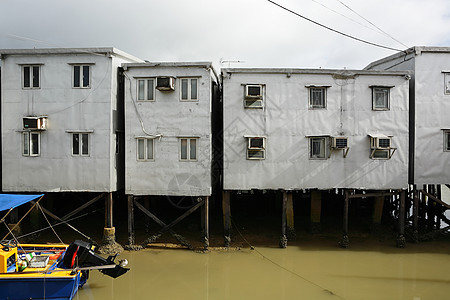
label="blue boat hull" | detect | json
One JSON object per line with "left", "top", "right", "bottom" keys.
{"left": 0, "top": 272, "right": 81, "bottom": 300}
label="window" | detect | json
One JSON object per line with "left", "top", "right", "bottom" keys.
{"left": 244, "top": 84, "right": 264, "bottom": 108}
{"left": 444, "top": 130, "right": 450, "bottom": 152}
{"left": 22, "top": 132, "right": 40, "bottom": 156}
{"left": 309, "top": 136, "right": 328, "bottom": 159}
{"left": 309, "top": 87, "right": 327, "bottom": 109}
{"left": 137, "top": 79, "right": 155, "bottom": 101}
{"left": 180, "top": 78, "right": 198, "bottom": 101}
{"left": 72, "top": 133, "right": 89, "bottom": 156}
{"left": 137, "top": 138, "right": 154, "bottom": 161}
{"left": 246, "top": 136, "right": 266, "bottom": 160}
{"left": 371, "top": 87, "right": 390, "bottom": 110}
{"left": 180, "top": 138, "right": 197, "bottom": 161}
{"left": 444, "top": 73, "right": 450, "bottom": 95}
{"left": 73, "top": 65, "right": 90, "bottom": 88}
{"left": 22, "top": 65, "right": 40, "bottom": 88}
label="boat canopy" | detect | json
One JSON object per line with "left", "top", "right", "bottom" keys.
{"left": 0, "top": 194, "right": 44, "bottom": 212}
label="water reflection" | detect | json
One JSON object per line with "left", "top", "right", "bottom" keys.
{"left": 77, "top": 239, "right": 450, "bottom": 300}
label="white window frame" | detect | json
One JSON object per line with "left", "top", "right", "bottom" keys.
{"left": 308, "top": 136, "right": 329, "bottom": 160}
{"left": 244, "top": 84, "right": 264, "bottom": 109}
{"left": 72, "top": 65, "right": 91, "bottom": 88}
{"left": 72, "top": 132, "right": 90, "bottom": 156}
{"left": 308, "top": 87, "right": 327, "bottom": 109}
{"left": 179, "top": 138, "right": 198, "bottom": 161}
{"left": 180, "top": 78, "right": 199, "bottom": 101}
{"left": 371, "top": 86, "right": 391, "bottom": 110}
{"left": 137, "top": 78, "right": 155, "bottom": 101}
{"left": 245, "top": 136, "right": 266, "bottom": 160}
{"left": 22, "top": 131, "right": 40, "bottom": 157}
{"left": 444, "top": 73, "right": 450, "bottom": 95}
{"left": 136, "top": 137, "right": 155, "bottom": 161}
{"left": 444, "top": 130, "right": 450, "bottom": 152}
{"left": 22, "top": 65, "right": 40, "bottom": 89}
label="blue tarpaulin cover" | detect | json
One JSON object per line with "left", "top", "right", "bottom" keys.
{"left": 0, "top": 194, "right": 44, "bottom": 212}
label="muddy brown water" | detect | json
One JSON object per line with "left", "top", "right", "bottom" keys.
{"left": 76, "top": 237, "right": 450, "bottom": 300}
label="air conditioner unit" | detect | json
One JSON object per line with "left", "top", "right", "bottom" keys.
{"left": 244, "top": 99, "right": 263, "bottom": 108}
{"left": 376, "top": 137, "right": 391, "bottom": 149}
{"left": 248, "top": 137, "right": 265, "bottom": 149}
{"left": 156, "top": 77, "right": 175, "bottom": 91}
{"left": 332, "top": 137, "right": 348, "bottom": 149}
{"left": 245, "top": 85, "right": 263, "bottom": 99}
{"left": 23, "top": 116, "right": 47, "bottom": 130}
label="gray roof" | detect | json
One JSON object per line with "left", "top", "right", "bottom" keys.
{"left": 0, "top": 47, "right": 143, "bottom": 62}
{"left": 122, "top": 61, "right": 213, "bottom": 69}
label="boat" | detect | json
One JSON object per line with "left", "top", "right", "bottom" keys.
{"left": 0, "top": 194, "right": 129, "bottom": 300}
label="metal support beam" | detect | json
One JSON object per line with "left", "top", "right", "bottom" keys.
{"left": 222, "top": 191, "right": 231, "bottom": 247}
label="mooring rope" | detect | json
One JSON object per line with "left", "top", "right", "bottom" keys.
{"left": 230, "top": 217, "right": 348, "bottom": 300}
{"left": 37, "top": 203, "right": 65, "bottom": 245}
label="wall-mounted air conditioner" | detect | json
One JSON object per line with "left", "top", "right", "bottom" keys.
{"left": 156, "top": 77, "right": 175, "bottom": 91}
{"left": 332, "top": 137, "right": 348, "bottom": 149}
{"left": 23, "top": 116, "right": 48, "bottom": 130}
{"left": 375, "top": 137, "right": 391, "bottom": 149}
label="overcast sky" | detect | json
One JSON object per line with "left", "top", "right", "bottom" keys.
{"left": 1, "top": 0, "right": 449, "bottom": 69}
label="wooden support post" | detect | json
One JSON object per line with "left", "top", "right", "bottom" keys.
{"left": 396, "top": 190, "right": 406, "bottom": 248}
{"left": 128, "top": 195, "right": 135, "bottom": 246}
{"left": 279, "top": 191, "right": 288, "bottom": 248}
{"left": 413, "top": 189, "right": 419, "bottom": 242}
{"left": 339, "top": 190, "right": 349, "bottom": 248}
{"left": 202, "top": 196, "right": 209, "bottom": 249}
{"left": 106, "top": 192, "right": 113, "bottom": 228}
{"left": 286, "top": 192, "right": 296, "bottom": 240}
{"left": 222, "top": 191, "right": 231, "bottom": 247}
{"left": 372, "top": 196, "right": 384, "bottom": 233}
{"left": 437, "top": 185, "right": 442, "bottom": 229}
{"left": 310, "top": 190, "right": 322, "bottom": 233}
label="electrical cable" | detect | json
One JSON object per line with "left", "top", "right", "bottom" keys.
{"left": 267, "top": 0, "right": 404, "bottom": 52}
{"left": 335, "top": 0, "right": 409, "bottom": 48}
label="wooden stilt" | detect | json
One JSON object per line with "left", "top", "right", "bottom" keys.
{"left": 372, "top": 196, "right": 384, "bottom": 234}
{"left": 286, "top": 192, "right": 295, "bottom": 240}
{"left": 413, "top": 188, "right": 419, "bottom": 242}
{"left": 339, "top": 190, "right": 349, "bottom": 248}
{"left": 280, "top": 191, "right": 288, "bottom": 248}
{"left": 310, "top": 190, "right": 322, "bottom": 233}
{"left": 106, "top": 192, "right": 113, "bottom": 228}
{"left": 396, "top": 190, "right": 406, "bottom": 248}
{"left": 128, "top": 195, "right": 135, "bottom": 246}
{"left": 222, "top": 191, "right": 231, "bottom": 247}
{"left": 203, "top": 196, "right": 210, "bottom": 249}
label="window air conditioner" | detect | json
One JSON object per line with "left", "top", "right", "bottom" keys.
{"left": 332, "top": 137, "right": 348, "bottom": 149}
{"left": 23, "top": 116, "right": 47, "bottom": 130}
{"left": 156, "top": 77, "right": 175, "bottom": 91}
{"left": 376, "top": 137, "right": 391, "bottom": 149}
{"left": 245, "top": 85, "right": 263, "bottom": 99}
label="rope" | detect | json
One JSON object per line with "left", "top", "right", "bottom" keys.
{"left": 230, "top": 217, "right": 347, "bottom": 300}
{"left": 37, "top": 203, "right": 65, "bottom": 245}
{"left": 2, "top": 196, "right": 44, "bottom": 240}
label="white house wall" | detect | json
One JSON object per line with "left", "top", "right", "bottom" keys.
{"left": 222, "top": 69, "right": 409, "bottom": 190}
{"left": 0, "top": 49, "right": 140, "bottom": 192}
{"left": 123, "top": 64, "right": 214, "bottom": 196}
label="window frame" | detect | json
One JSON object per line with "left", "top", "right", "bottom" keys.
{"left": 71, "top": 132, "right": 90, "bottom": 157}
{"left": 307, "top": 86, "right": 328, "bottom": 109}
{"left": 179, "top": 137, "right": 198, "bottom": 161}
{"left": 308, "top": 136, "right": 329, "bottom": 160}
{"left": 180, "top": 78, "right": 199, "bottom": 102}
{"left": 371, "top": 86, "right": 391, "bottom": 111}
{"left": 136, "top": 137, "right": 155, "bottom": 161}
{"left": 245, "top": 136, "right": 266, "bottom": 160}
{"left": 22, "top": 65, "right": 41, "bottom": 89}
{"left": 444, "top": 130, "right": 450, "bottom": 152}
{"left": 22, "top": 131, "right": 40, "bottom": 157}
{"left": 244, "top": 84, "right": 264, "bottom": 109}
{"left": 444, "top": 72, "right": 450, "bottom": 95}
{"left": 72, "top": 64, "right": 91, "bottom": 89}
{"left": 137, "top": 78, "right": 156, "bottom": 101}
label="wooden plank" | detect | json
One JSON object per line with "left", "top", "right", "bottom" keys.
{"left": 61, "top": 193, "right": 104, "bottom": 221}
